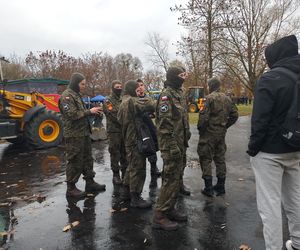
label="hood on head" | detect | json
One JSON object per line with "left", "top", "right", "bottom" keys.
{"left": 265, "top": 35, "right": 298, "bottom": 68}
{"left": 124, "top": 80, "right": 138, "bottom": 97}
{"left": 111, "top": 80, "right": 123, "bottom": 97}
{"left": 68, "top": 73, "right": 85, "bottom": 93}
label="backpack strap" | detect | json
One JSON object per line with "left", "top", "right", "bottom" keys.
{"left": 271, "top": 67, "right": 300, "bottom": 119}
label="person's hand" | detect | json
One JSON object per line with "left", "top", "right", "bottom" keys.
{"left": 90, "top": 106, "right": 102, "bottom": 115}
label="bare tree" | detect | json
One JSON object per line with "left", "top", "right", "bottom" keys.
{"left": 145, "top": 32, "right": 170, "bottom": 73}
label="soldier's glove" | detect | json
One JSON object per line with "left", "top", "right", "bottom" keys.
{"left": 169, "top": 142, "right": 181, "bottom": 159}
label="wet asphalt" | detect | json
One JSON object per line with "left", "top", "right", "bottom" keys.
{"left": 0, "top": 116, "right": 290, "bottom": 250}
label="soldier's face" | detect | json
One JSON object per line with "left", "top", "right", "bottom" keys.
{"left": 79, "top": 79, "right": 87, "bottom": 93}
{"left": 137, "top": 82, "right": 145, "bottom": 97}
{"left": 114, "top": 83, "right": 122, "bottom": 90}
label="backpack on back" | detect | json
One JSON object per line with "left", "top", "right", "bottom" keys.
{"left": 272, "top": 67, "right": 300, "bottom": 148}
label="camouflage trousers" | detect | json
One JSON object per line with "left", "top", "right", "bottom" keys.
{"left": 107, "top": 132, "right": 128, "bottom": 173}
{"left": 65, "top": 136, "right": 95, "bottom": 183}
{"left": 155, "top": 149, "right": 183, "bottom": 212}
{"left": 123, "top": 145, "right": 147, "bottom": 193}
{"left": 197, "top": 133, "right": 227, "bottom": 179}
{"left": 180, "top": 148, "right": 187, "bottom": 187}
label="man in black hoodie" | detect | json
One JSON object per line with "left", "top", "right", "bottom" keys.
{"left": 248, "top": 35, "right": 300, "bottom": 250}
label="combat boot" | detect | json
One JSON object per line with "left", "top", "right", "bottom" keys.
{"left": 66, "top": 183, "right": 86, "bottom": 198}
{"left": 120, "top": 185, "right": 131, "bottom": 201}
{"left": 180, "top": 184, "right": 191, "bottom": 196}
{"left": 130, "top": 192, "right": 152, "bottom": 208}
{"left": 201, "top": 177, "right": 214, "bottom": 197}
{"left": 152, "top": 209, "right": 178, "bottom": 231}
{"left": 150, "top": 163, "right": 161, "bottom": 177}
{"left": 112, "top": 171, "right": 122, "bottom": 185}
{"left": 85, "top": 179, "right": 106, "bottom": 192}
{"left": 166, "top": 208, "right": 188, "bottom": 222}
{"left": 213, "top": 177, "right": 226, "bottom": 196}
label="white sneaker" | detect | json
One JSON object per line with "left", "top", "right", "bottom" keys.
{"left": 286, "top": 240, "right": 298, "bottom": 250}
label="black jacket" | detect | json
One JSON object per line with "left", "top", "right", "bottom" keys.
{"left": 248, "top": 35, "right": 300, "bottom": 156}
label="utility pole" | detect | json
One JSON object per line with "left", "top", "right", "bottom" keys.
{"left": 0, "top": 56, "right": 10, "bottom": 81}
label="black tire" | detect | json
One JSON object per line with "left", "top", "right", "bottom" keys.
{"left": 24, "top": 110, "right": 63, "bottom": 149}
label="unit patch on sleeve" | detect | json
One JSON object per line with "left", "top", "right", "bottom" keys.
{"left": 161, "top": 96, "right": 168, "bottom": 101}
{"left": 160, "top": 104, "right": 169, "bottom": 113}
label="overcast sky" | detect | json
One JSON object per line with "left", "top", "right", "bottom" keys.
{"left": 0, "top": 0, "right": 187, "bottom": 70}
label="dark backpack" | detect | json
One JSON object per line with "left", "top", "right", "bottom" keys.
{"left": 272, "top": 67, "right": 300, "bottom": 148}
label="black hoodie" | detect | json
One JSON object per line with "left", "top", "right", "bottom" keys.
{"left": 248, "top": 35, "right": 300, "bottom": 156}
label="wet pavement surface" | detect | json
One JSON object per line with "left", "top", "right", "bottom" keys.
{"left": 0, "top": 116, "right": 289, "bottom": 250}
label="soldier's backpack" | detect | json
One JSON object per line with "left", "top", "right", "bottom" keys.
{"left": 272, "top": 67, "right": 300, "bottom": 148}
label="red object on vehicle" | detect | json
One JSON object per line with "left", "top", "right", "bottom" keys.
{"left": 37, "top": 94, "right": 61, "bottom": 112}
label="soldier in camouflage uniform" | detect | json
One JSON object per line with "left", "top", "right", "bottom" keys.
{"left": 152, "top": 67, "right": 190, "bottom": 231}
{"left": 117, "top": 80, "right": 155, "bottom": 209}
{"left": 103, "top": 80, "right": 128, "bottom": 185}
{"left": 197, "top": 77, "right": 238, "bottom": 197}
{"left": 59, "top": 73, "right": 106, "bottom": 198}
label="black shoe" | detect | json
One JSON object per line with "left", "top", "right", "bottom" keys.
{"left": 66, "top": 183, "right": 86, "bottom": 198}
{"left": 120, "top": 185, "right": 131, "bottom": 201}
{"left": 85, "top": 179, "right": 106, "bottom": 192}
{"left": 130, "top": 192, "right": 152, "bottom": 209}
{"left": 202, "top": 177, "right": 213, "bottom": 197}
{"left": 213, "top": 177, "right": 225, "bottom": 196}
{"left": 152, "top": 210, "right": 178, "bottom": 231}
{"left": 166, "top": 208, "right": 188, "bottom": 222}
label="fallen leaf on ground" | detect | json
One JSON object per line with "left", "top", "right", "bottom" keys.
{"left": 238, "top": 178, "right": 245, "bottom": 181}
{"left": 110, "top": 207, "right": 128, "bottom": 213}
{"left": 6, "top": 184, "right": 18, "bottom": 188}
{"left": 120, "top": 208, "right": 128, "bottom": 212}
{"left": 7, "top": 196, "right": 22, "bottom": 201}
{"left": 239, "top": 244, "right": 251, "bottom": 250}
{"left": 63, "top": 221, "right": 80, "bottom": 232}
{"left": 0, "top": 202, "right": 10, "bottom": 207}
{"left": 86, "top": 193, "right": 94, "bottom": 197}
{"left": 0, "top": 172, "right": 7, "bottom": 175}
{"left": 0, "top": 229, "right": 16, "bottom": 237}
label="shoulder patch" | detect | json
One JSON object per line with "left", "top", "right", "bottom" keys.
{"left": 63, "top": 104, "right": 70, "bottom": 111}
{"left": 161, "top": 96, "right": 168, "bottom": 101}
{"left": 160, "top": 104, "right": 169, "bottom": 113}
{"left": 64, "top": 96, "right": 70, "bottom": 100}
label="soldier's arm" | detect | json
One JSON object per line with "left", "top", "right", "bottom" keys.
{"left": 59, "top": 95, "right": 92, "bottom": 120}
{"left": 103, "top": 99, "right": 119, "bottom": 123}
{"left": 226, "top": 102, "right": 239, "bottom": 128}
{"left": 134, "top": 97, "right": 156, "bottom": 115}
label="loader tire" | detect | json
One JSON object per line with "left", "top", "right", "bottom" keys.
{"left": 25, "top": 110, "right": 63, "bottom": 149}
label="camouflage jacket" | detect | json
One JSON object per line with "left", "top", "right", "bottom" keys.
{"left": 117, "top": 95, "right": 155, "bottom": 147}
{"left": 197, "top": 91, "right": 238, "bottom": 136}
{"left": 103, "top": 93, "right": 122, "bottom": 133}
{"left": 156, "top": 87, "right": 191, "bottom": 151}
{"left": 59, "top": 88, "right": 92, "bottom": 138}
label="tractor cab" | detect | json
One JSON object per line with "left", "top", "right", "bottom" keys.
{"left": 186, "top": 86, "right": 205, "bottom": 113}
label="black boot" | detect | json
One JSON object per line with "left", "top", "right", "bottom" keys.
{"left": 151, "top": 163, "right": 161, "bottom": 177}
{"left": 201, "top": 177, "right": 213, "bottom": 197}
{"left": 112, "top": 171, "right": 122, "bottom": 185}
{"left": 120, "top": 185, "right": 131, "bottom": 201}
{"left": 213, "top": 177, "right": 226, "bottom": 196}
{"left": 166, "top": 208, "right": 188, "bottom": 222}
{"left": 85, "top": 179, "right": 106, "bottom": 192}
{"left": 66, "top": 183, "right": 86, "bottom": 198}
{"left": 130, "top": 192, "right": 152, "bottom": 209}
{"left": 152, "top": 209, "right": 178, "bottom": 231}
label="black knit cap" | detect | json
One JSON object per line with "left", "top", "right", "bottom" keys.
{"left": 124, "top": 80, "right": 138, "bottom": 97}
{"left": 208, "top": 77, "right": 221, "bottom": 93}
{"left": 68, "top": 72, "right": 85, "bottom": 93}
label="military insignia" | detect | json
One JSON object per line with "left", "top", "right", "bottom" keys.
{"left": 65, "top": 96, "right": 70, "bottom": 100}
{"left": 63, "top": 104, "right": 70, "bottom": 111}
{"left": 161, "top": 96, "right": 168, "bottom": 101}
{"left": 160, "top": 104, "right": 169, "bottom": 112}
